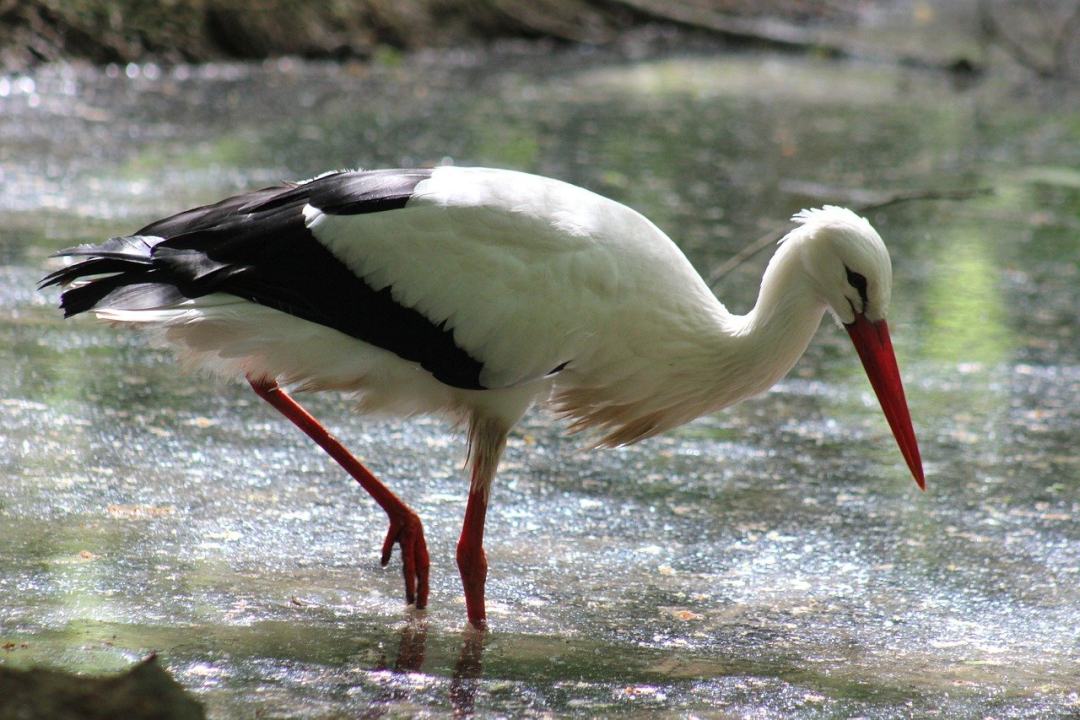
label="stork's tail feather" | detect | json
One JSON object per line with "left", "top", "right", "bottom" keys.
{"left": 38, "top": 235, "right": 184, "bottom": 318}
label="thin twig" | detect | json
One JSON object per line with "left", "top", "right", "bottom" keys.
{"left": 1052, "top": 0, "right": 1080, "bottom": 75}
{"left": 978, "top": 0, "right": 1059, "bottom": 77}
{"left": 707, "top": 186, "right": 993, "bottom": 287}
{"left": 706, "top": 226, "right": 789, "bottom": 289}
{"left": 854, "top": 186, "right": 994, "bottom": 213}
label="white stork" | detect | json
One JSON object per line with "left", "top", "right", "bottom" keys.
{"left": 40, "top": 166, "right": 924, "bottom": 629}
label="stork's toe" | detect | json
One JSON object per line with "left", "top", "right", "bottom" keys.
{"left": 381, "top": 509, "right": 430, "bottom": 608}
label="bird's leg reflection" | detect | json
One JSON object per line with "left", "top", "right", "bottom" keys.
{"left": 450, "top": 629, "right": 485, "bottom": 716}
{"left": 362, "top": 619, "right": 429, "bottom": 720}
{"left": 393, "top": 616, "right": 428, "bottom": 672}
{"left": 365, "top": 620, "right": 486, "bottom": 717}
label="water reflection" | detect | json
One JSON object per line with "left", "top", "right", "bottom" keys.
{"left": 449, "top": 630, "right": 484, "bottom": 717}
{"left": 362, "top": 620, "right": 484, "bottom": 717}
{"left": 362, "top": 619, "right": 428, "bottom": 718}
{"left": 390, "top": 618, "right": 428, "bottom": 674}
{"left": 922, "top": 220, "right": 1010, "bottom": 364}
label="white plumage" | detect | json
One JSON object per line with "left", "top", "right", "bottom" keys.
{"left": 42, "top": 166, "right": 924, "bottom": 629}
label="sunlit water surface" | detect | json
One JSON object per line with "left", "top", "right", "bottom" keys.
{"left": 2, "top": 43, "right": 1079, "bottom": 718}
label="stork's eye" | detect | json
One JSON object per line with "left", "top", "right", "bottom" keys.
{"left": 845, "top": 266, "right": 869, "bottom": 306}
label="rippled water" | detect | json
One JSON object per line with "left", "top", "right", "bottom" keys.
{"left": 2, "top": 40, "right": 1080, "bottom": 718}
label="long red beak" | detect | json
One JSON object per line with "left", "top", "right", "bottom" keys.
{"left": 845, "top": 314, "right": 925, "bottom": 490}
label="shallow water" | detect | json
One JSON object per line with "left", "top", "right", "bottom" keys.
{"left": 2, "top": 41, "right": 1080, "bottom": 718}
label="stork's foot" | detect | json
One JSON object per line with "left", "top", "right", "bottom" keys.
{"left": 381, "top": 508, "right": 430, "bottom": 609}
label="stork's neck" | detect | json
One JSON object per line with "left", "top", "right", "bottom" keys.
{"left": 553, "top": 235, "right": 829, "bottom": 445}
{"left": 724, "top": 240, "right": 828, "bottom": 398}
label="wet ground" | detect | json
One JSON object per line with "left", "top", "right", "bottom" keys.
{"left": 2, "top": 38, "right": 1080, "bottom": 718}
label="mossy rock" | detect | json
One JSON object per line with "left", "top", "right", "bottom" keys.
{"left": 0, "top": 655, "right": 204, "bottom": 720}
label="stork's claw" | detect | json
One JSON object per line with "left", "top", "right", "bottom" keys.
{"left": 381, "top": 510, "right": 430, "bottom": 609}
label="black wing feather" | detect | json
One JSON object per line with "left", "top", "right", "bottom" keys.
{"left": 40, "top": 168, "right": 488, "bottom": 390}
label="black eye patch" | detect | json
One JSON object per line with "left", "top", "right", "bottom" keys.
{"left": 845, "top": 266, "right": 869, "bottom": 307}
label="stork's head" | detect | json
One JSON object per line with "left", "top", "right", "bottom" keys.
{"left": 789, "top": 206, "right": 892, "bottom": 324}
{"left": 785, "top": 206, "right": 925, "bottom": 490}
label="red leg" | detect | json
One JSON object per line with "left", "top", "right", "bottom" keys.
{"left": 247, "top": 376, "right": 429, "bottom": 609}
{"left": 457, "top": 487, "right": 489, "bottom": 629}
{"left": 457, "top": 416, "right": 508, "bottom": 630}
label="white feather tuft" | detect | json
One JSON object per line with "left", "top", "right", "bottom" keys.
{"left": 791, "top": 205, "right": 872, "bottom": 230}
